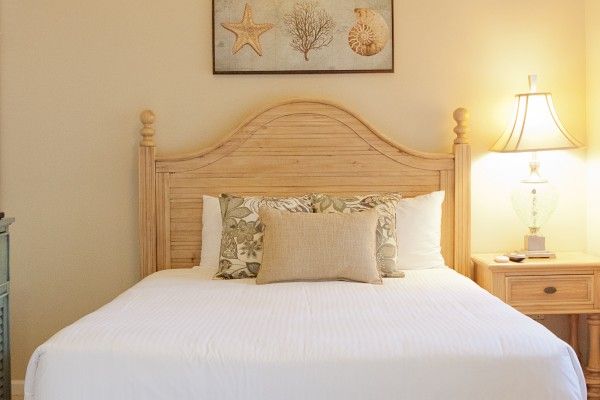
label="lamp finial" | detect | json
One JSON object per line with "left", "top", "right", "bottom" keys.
{"left": 528, "top": 74, "right": 538, "bottom": 93}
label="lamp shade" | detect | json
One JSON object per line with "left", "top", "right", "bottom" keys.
{"left": 491, "top": 78, "right": 583, "bottom": 152}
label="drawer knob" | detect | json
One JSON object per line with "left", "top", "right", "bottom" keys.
{"left": 544, "top": 286, "right": 557, "bottom": 295}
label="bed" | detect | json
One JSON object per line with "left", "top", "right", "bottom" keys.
{"left": 24, "top": 100, "right": 586, "bottom": 399}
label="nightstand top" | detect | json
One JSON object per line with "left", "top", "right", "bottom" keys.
{"left": 472, "top": 252, "right": 600, "bottom": 269}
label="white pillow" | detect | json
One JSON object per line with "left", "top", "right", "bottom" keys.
{"left": 199, "top": 195, "right": 223, "bottom": 268}
{"left": 395, "top": 191, "right": 446, "bottom": 269}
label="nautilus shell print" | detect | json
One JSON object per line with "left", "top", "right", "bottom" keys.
{"left": 348, "top": 8, "right": 389, "bottom": 57}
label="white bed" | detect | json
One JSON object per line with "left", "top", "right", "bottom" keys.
{"left": 25, "top": 266, "right": 585, "bottom": 400}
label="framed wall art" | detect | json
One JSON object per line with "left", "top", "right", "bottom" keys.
{"left": 213, "top": 0, "right": 394, "bottom": 74}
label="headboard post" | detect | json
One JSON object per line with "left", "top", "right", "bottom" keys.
{"left": 452, "top": 108, "right": 472, "bottom": 278}
{"left": 139, "top": 110, "right": 157, "bottom": 278}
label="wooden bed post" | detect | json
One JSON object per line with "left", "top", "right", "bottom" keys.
{"left": 139, "top": 110, "right": 157, "bottom": 279}
{"left": 453, "top": 108, "right": 472, "bottom": 278}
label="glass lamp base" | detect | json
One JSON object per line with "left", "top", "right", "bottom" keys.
{"left": 523, "top": 235, "right": 556, "bottom": 258}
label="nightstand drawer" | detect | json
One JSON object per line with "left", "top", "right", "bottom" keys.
{"left": 505, "top": 275, "right": 594, "bottom": 306}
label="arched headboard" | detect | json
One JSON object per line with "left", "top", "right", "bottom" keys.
{"left": 138, "top": 100, "right": 471, "bottom": 278}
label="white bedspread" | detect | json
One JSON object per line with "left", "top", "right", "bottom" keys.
{"left": 25, "top": 267, "right": 586, "bottom": 400}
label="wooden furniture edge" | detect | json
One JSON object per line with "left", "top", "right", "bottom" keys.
{"left": 453, "top": 108, "right": 471, "bottom": 277}
{"left": 139, "top": 110, "right": 157, "bottom": 278}
{"left": 473, "top": 253, "right": 600, "bottom": 271}
{"left": 0, "top": 218, "right": 15, "bottom": 230}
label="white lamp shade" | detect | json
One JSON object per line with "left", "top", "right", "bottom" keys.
{"left": 491, "top": 92, "right": 583, "bottom": 152}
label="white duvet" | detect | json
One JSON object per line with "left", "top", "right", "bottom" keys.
{"left": 25, "top": 267, "right": 586, "bottom": 400}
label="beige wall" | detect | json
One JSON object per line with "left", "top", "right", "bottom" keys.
{"left": 0, "top": 0, "right": 588, "bottom": 379}
{"left": 588, "top": 0, "right": 600, "bottom": 256}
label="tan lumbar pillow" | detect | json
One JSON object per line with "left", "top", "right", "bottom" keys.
{"left": 256, "top": 207, "right": 382, "bottom": 285}
{"left": 311, "top": 193, "right": 404, "bottom": 277}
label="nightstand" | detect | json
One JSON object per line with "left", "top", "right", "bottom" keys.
{"left": 473, "top": 252, "right": 600, "bottom": 399}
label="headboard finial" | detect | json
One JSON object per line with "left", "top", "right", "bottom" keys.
{"left": 453, "top": 108, "right": 470, "bottom": 144}
{"left": 140, "top": 110, "right": 156, "bottom": 147}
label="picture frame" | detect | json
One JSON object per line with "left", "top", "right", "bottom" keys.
{"left": 212, "top": 0, "right": 394, "bottom": 74}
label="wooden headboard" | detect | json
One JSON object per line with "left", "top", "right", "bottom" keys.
{"left": 138, "top": 100, "right": 471, "bottom": 279}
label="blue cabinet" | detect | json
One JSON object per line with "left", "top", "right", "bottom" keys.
{"left": 0, "top": 218, "right": 13, "bottom": 400}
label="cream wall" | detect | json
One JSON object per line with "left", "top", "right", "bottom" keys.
{"left": 0, "top": 0, "right": 588, "bottom": 380}
{"left": 588, "top": 0, "right": 600, "bottom": 256}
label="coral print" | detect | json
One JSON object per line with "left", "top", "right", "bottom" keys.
{"left": 283, "top": 1, "right": 336, "bottom": 61}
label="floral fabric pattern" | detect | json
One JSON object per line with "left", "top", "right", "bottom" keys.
{"left": 215, "top": 194, "right": 312, "bottom": 279}
{"left": 312, "top": 193, "right": 404, "bottom": 277}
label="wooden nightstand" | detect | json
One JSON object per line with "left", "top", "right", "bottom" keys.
{"left": 473, "top": 252, "right": 600, "bottom": 399}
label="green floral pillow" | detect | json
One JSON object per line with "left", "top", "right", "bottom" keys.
{"left": 215, "top": 194, "right": 312, "bottom": 279}
{"left": 312, "top": 193, "right": 404, "bottom": 277}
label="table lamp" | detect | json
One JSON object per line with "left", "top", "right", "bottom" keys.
{"left": 491, "top": 75, "right": 583, "bottom": 258}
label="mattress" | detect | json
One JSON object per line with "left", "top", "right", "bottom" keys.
{"left": 25, "top": 267, "right": 586, "bottom": 400}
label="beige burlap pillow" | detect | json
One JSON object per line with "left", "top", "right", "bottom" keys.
{"left": 256, "top": 207, "right": 382, "bottom": 285}
{"left": 311, "top": 193, "right": 403, "bottom": 277}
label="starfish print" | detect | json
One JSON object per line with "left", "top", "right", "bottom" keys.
{"left": 221, "top": 4, "right": 274, "bottom": 56}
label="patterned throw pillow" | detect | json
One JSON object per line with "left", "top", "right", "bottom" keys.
{"left": 312, "top": 193, "right": 404, "bottom": 277}
{"left": 215, "top": 194, "right": 312, "bottom": 279}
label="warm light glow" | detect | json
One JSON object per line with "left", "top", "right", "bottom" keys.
{"left": 491, "top": 92, "right": 583, "bottom": 152}
{"left": 489, "top": 75, "right": 585, "bottom": 255}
